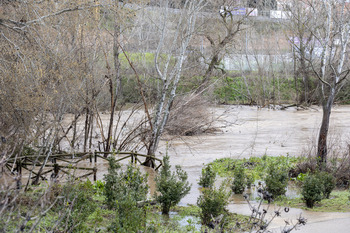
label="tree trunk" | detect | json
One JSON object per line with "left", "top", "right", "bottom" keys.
{"left": 317, "top": 107, "right": 330, "bottom": 166}
{"left": 300, "top": 57, "right": 310, "bottom": 104}
{"left": 317, "top": 92, "right": 334, "bottom": 168}
{"left": 144, "top": 0, "right": 203, "bottom": 167}
{"left": 105, "top": 15, "right": 121, "bottom": 154}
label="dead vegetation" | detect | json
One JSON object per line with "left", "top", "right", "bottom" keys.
{"left": 291, "top": 143, "right": 350, "bottom": 187}
{"left": 165, "top": 95, "right": 217, "bottom": 136}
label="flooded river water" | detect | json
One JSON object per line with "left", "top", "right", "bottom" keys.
{"left": 58, "top": 105, "right": 350, "bottom": 232}
{"left": 4, "top": 105, "right": 350, "bottom": 232}
{"left": 156, "top": 105, "right": 350, "bottom": 232}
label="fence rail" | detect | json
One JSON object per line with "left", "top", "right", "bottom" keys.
{"left": 5, "top": 151, "right": 162, "bottom": 185}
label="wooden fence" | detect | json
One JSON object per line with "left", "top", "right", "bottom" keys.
{"left": 5, "top": 151, "right": 162, "bottom": 184}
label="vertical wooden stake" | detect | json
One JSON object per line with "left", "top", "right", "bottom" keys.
{"left": 93, "top": 167, "right": 97, "bottom": 181}
{"left": 18, "top": 160, "right": 22, "bottom": 175}
{"left": 54, "top": 163, "right": 59, "bottom": 178}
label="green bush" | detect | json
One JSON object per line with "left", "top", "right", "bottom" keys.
{"left": 197, "top": 184, "right": 229, "bottom": 226}
{"left": 231, "top": 163, "right": 246, "bottom": 194}
{"left": 154, "top": 154, "right": 191, "bottom": 215}
{"left": 214, "top": 76, "right": 249, "bottom": 104}
{"left": 301, "top": 174, "right": 324, "bottom": 208}
{"left": 93, "top": 180, "right": 105, "bottom": 196}
{"left": 264, "top": 160, "right": 289, "bottom": 198}
{"left": 319, "top": 171, "right": 336, "bottom": 199}
{"left": 246, "top": 172, "right": 254, "bottom": 189}
{"left": 109, "top": 195, "right": 146, "bottom": 233}
{"left": 104, "top": 157, "right": 148, "bottom": 209}
{"left": 104, "top": 158, "right": 149, "bottom": 232}
{"left": 199, "top": 164, "right": 216, "bottom": 188}
{"left": 57, "top": 179, "right": 98, "bottom": 232}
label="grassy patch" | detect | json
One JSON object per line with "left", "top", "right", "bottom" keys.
{"left": 210, "top": 155, "right": 301, "bottom": 181}
{"left": 173, "top": 204, "right": 201, "bottom": 217}
{"left": 276, "top": 190, "right": 350, "bottom": 212}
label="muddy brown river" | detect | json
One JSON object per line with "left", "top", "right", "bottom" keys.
{"left": 158, "top": 105, "right": 350, "bottom": 233}
{"left": 3, "top": 105, "right": 350, "bottom": 232}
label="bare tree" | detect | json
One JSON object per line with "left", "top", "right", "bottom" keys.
{"left": 197, "top": 0, "right": 250, "bottom": 92}
{"left": 283, "top": 0, "right": 317, "bottom": 104}
{"left": 139, "top": 0, "right": 205, "bottom": 167}
{"left": 287, "top": 0, "right": 350, "bottom": 166}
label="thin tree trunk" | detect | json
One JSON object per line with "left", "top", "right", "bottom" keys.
{"left": 317, "top": 90, "right": 334, "bottom": 167}
{"left": 105, "top": 15, "right": 121, "bottom": 154}
{"left": 317, "top": 105, "right": 331, "bottom": 167}
{"left": 83, "top": 107, "right": 90, "bottom": 152}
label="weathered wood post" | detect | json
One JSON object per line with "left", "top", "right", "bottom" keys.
{"left": 19, "top": 160, "right": 22, "bottom": 175}
{"left": 93, "top": 166, "right": 97, "bottom": 181}
{"left": 15, "top": 161, "right": 22, "bottom": 175}
{"left": 16, "top": 175, "right": 21, "bottom": 189}
{"left": 53, "top": 163, "right": 59, "bottom": 178}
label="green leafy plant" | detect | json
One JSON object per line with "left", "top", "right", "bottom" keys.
{"left": 231, "top": 163, "right": 246, "bottom": 194}
{"left": 297, "top": 173, "right": 307, "bottom": 182}
{"left": 197, "top": 184, "right": 230, "bottom": 226}
{"left": 109, "top": 195, "right": 146, "bottom": 233}
{"left": 57, "top": 179, "right": 98, "bottom": 232}
{"left": 103, "top": 158, "right": 148, "bottom": 232}
{"left": 301, "top": 174, "right": 324, "bottom": 208}
{"left": 264, "top": 160, "right": 289, "bottom": 198}
{"left": 93, "top": 180, "right": 105, "bottom": 196}
{"left": 198, "top": 164, "right": 216, "bottom": 188}
{"left": 319, "top": 171, "right": 336, "bottom": 199}
{"left": 103, "top": 157, "right": 148, "bottom": 209}
{"left": 154, "top": 154, "right": 191, "bottom": 215}
{"left": 246, "top": 172, "right": 254, "bottom": 189}
{"left": 210, "top": 155, "right": 300, "bottom": 180}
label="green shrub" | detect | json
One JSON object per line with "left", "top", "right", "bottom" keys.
{"left": 104, "top": 158, "right": 149, "bottom": 232}
{"left": 104, "top": 157, "right": 148, "bottom": 209}
{"left": 231, "top": 163, "right": 246, "bottom": 194}
{"left": 301, "top": 174, "right": 324, "bottom": 208}
{"left": 199, "top": 164, "right": 216, "bottom": 188}
{"left": 109, "top": 195, "right": 146, "bottom": 233}
{"left": 197, "top": 184, "right": 229, "bottom": 226}
{"left": 93, "top": 180, "right": 105, "bottom": 196}
{"left": 57, "top": 179, "right": 98, "bottom": 232}
{"left": 214, "top": 76, "right": 249, "bottom": 104}
{"left": 246, "top": 172, "right": 254, "bottom": 189}
{"left": 154, "top": 154, "right": 191, "bottom": 215}
{"left": 319, "top": 171, "right": 336, "bottom": 199}
{"left": 265, "top": 160, "right": 288, "bottom": 198}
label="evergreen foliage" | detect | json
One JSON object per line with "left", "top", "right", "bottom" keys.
{"left": 154, "top": 154, "right": 191, "bottom": 215}
{"left": 302, "top": 174, "right": 324, "bottom": 208}
{"left": 319, "top": 171, "right": 336, "bottom": 199}
{"left": 197, "top": 184, "right": 229, "bottom": 226}
{"left": 231, "top": 163, "right": 246, "bottom": 194}
{"left": 58, "top": 179, "right": 97, "bottom": 232}
{"left": 265, "top": 160, "right": 289, "bottom": 198}
{"left": 104, "top": 157, "right": 149, "bottom": 232}
{"left": 199, "top": 164, "right": 216, "bottom": 188}
{"left": 104, "top": 157, "right": 148, "bottom": 209}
